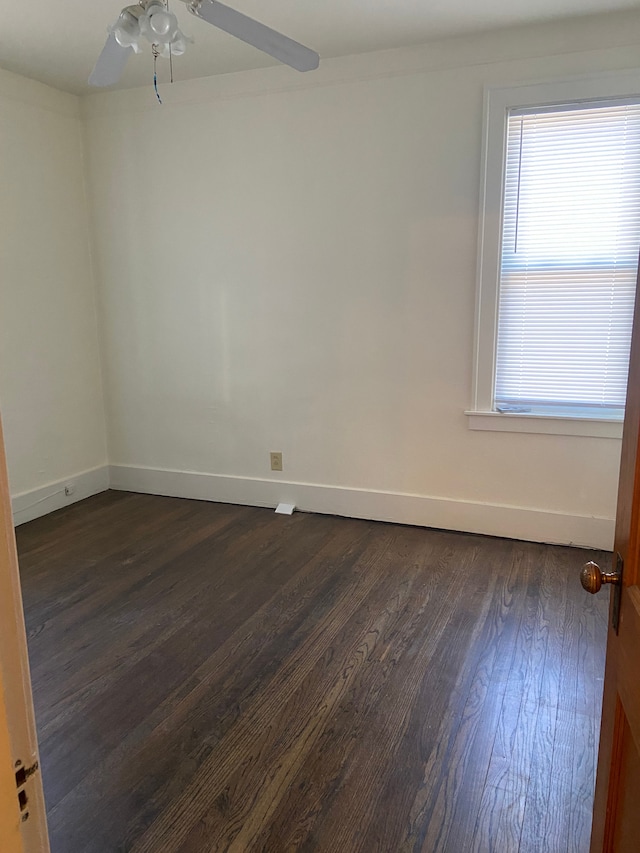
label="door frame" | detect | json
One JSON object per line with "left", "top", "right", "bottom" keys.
{"left": 0, "top": 414, "right": 49, "bottom": 853}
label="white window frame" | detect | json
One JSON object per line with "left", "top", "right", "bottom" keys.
{"left": 468, "top": 71, "right": 640, "bottom": 439}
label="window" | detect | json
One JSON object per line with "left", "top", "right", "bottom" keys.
{"left": 469, "top": 74, "right": 640, "bottom": 438}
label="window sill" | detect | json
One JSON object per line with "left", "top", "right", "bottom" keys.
{"left": 465, "top": 410, "right": 623, "bottom": 439}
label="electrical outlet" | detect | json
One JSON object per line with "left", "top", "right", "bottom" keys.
{"left": 270, "top": 452, "right": 283, "bottom": 472}
{"left": 64, "top": 483, "right": 76, "bottom": 497}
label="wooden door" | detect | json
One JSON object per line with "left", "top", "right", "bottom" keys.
{"left": 0, "top": 414, "right": 49, "bottom": 852}
{"left": 589, "top": 264, "right": 640, "bottom": 852}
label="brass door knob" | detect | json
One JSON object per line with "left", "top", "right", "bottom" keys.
{"left": 580, "top": 561, "right": 621, "bottom": 594}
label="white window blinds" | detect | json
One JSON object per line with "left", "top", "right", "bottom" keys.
{"left": 495, "top": 100, "right": 640, "bottom": 415}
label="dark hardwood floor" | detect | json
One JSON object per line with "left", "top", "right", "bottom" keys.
{"left": 15, "top": 491, "right": 610, "bottom": 852}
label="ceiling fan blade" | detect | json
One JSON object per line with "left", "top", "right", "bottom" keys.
{"left": 89, "top": 33, "right": 132, "bottom": 87}
{"left": 191, "top": 0, "right": 319, "bottom": 72}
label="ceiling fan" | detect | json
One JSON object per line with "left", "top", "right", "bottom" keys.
{"left": 89, "top": 0, "right": 320, "bottom": 87}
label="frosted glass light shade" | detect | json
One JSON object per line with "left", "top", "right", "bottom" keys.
{"left": 150, "top": 10, "right": 176, "bottom": 37}
{"left": 111, "top": 9, "right": 142, "bottom": 51}
{"left": 140, "top": 4, "right": 180, "bottom": 45}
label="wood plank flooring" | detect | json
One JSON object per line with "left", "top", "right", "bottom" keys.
{"left": 15, "top": 491, "right": 610, "bottom": 852}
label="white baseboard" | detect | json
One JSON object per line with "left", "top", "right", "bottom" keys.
{"left": 109, "top": 464, "right": 614, "bottom": 550}
{"left": 12, "top": 466, "right": 110, "bottom": 526}
{"left": 10, "top": 462, "right": 614, "bottom": 549}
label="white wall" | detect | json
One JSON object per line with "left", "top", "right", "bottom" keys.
{"left": 0, "top": 70, "right": 108, "bottom": 522}
{"left": 81, "top": 11, "right": 640, "bottom": 549}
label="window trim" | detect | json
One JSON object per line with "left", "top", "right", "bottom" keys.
{"left": 469, "top": 71, "right": 640, "bottom": 438}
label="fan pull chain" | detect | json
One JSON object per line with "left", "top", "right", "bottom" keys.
{"left": 152, "top": 45, "right": 163, "bottom": 105}
{"left": 166, "top": 0, "right": 174, "bottom": 83}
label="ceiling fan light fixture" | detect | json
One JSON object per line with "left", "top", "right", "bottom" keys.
{"left": 90, "top": 0, "right": 319, "bottom": 88}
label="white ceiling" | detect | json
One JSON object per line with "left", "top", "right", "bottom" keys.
{"left": 1, "top": 0, "right": 640, "bottom": 95}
